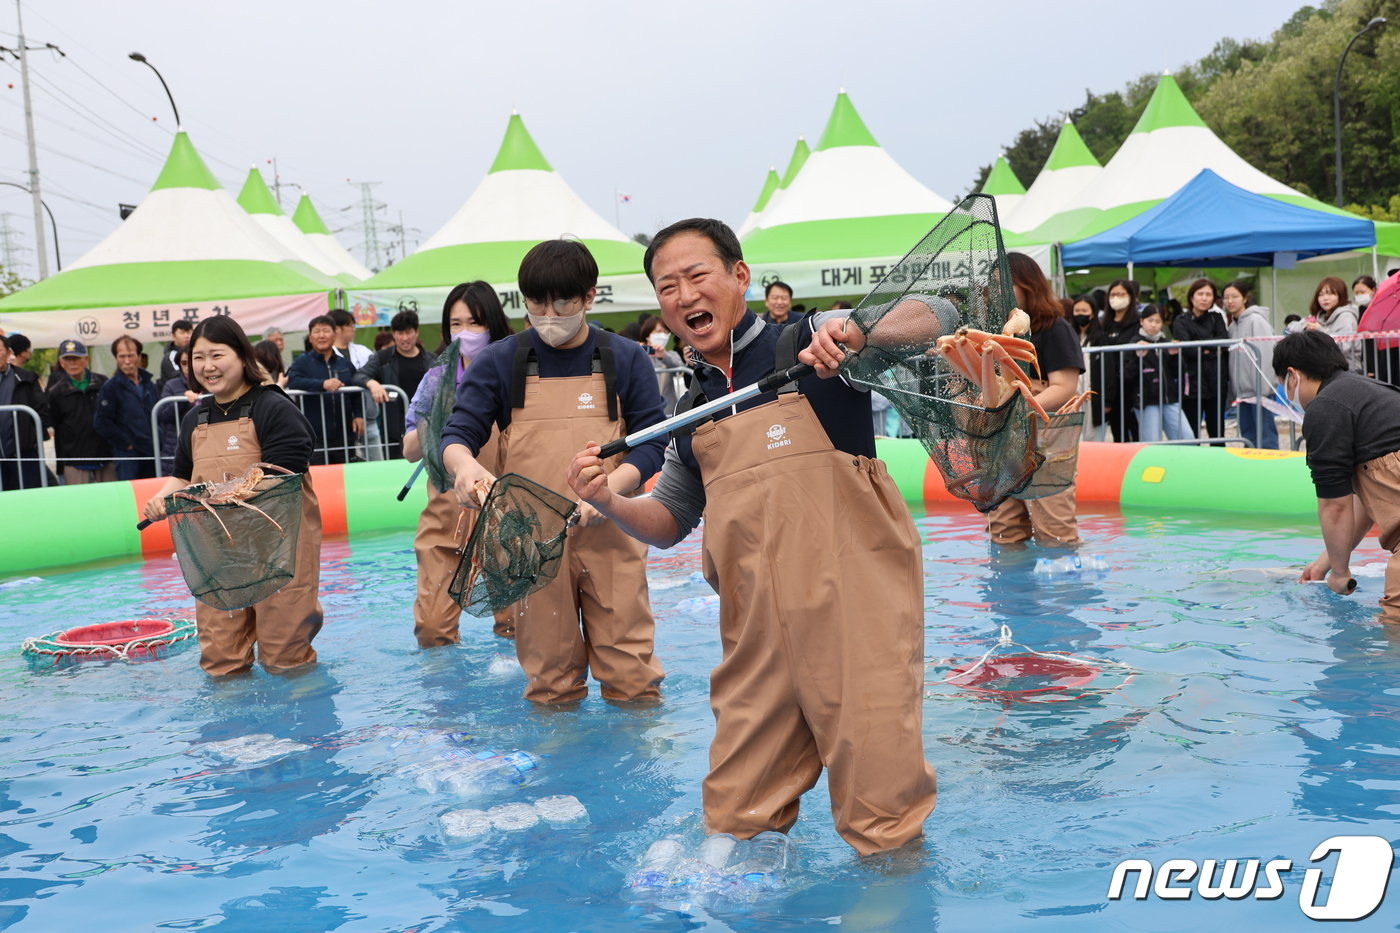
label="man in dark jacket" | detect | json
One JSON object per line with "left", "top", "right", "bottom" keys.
{"left": 46, "top": 339, "right": 115, "bottom": 484}
{"left": 0, "top": 333, "right": 50, "bottom": 490}
{"left": 93, "top": 335, "right": 159, "bottom": 480}
{"left": 287, "top": 314, "right": 363, "bottom": 464}
{"left": 353, "top": 310, "right": 435, "bottom": 458}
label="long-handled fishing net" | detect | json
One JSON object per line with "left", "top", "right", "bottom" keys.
{"left": 447, "top": 473, "right": 577, "bottom": 617}
{"left": 409, "top": 337, "right": 465, "bottom": 495}
{"left": 601, "top": 194, "right": 1043, "bottom": 511}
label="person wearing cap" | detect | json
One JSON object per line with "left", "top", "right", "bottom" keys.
{"left": 565, "top": 218, "right": 938, "bottom": 856}
{"left": 45, "top": 339, "right": 116, "bottom": 484}
{"left": 0, "top": 333, "right": 49, "bottom": 490}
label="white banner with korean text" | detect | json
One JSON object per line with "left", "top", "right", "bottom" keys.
{"left": 0, "top": 292, "right": 332, "bottom": 349}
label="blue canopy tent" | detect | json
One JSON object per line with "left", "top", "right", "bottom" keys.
{"left": 1060, "top": 169, "right": 1376, "bottom": 268}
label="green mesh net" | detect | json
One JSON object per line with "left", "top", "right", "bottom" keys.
{"left": 449, "top": 473, "right": 577, "bottom": 617}
{"left": 411, "top": 338, "right": 464, "bottom": 494}
{"left": 838, "top": 194, "right": 1042, "bottom": 511}
{"left": 1016, "top": 412, "right": 1083, "bottom": 500}
{"left": 166, "top": 469, "right": 304, "bottom": 611}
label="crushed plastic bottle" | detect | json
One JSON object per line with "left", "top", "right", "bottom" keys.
{"left": 735, "top": 831, "right": 796, "bottom": 899}
{"left": 624, "top": 837, "right": 686, "bottom": 899}
{"left": 1032, "top": 554, "right": 1109, "bottom": 579}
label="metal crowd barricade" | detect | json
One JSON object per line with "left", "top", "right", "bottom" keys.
{"left": 150, "top": 392, "right": 206, "bottom": 477}
{"left": 653, "top": 365, "right": 690, "bottom": 415}
{"left": 286, "top": 384, "right": 408, "bottom": 465}
{"left": 0, "top": 403, "right": 51, "bottom": 489}
{"left": 1083, "top": 337, "right": 1247, "bottom": 448}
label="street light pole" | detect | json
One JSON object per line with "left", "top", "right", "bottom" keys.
{"left": 15, "top": 0, "right": 48, "bottom": 279}
{"left": 1334, "top": 16, "right": 1387, "bottom": 207}
{"left": 127, "top": 52, "right": 181, "bottom": 128}
{"left": 0, "top": 182, "right": 59, "bottom": 270}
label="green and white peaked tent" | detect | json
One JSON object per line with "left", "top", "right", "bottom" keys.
{"left": 978, "top": 154, "right": 1026, "bottom": 223}
{"left": 291, "top": 194, "right": 374, "bottom": 282}
{"left": 0, "top": 131, "right": 336, "bottom": 346}
{"left": 734, "top": 166, "right": 781, "bottom": 239}
{"left": 354, "top": 112, "right": 652, "bottom": 320}
{"left": 1003, "top": 120, "right": 1102, "bottom": 235}
{"left": 238, "top": 167, "right": 363, "bottom": 285}
{"left": 741, "top": 136, "right": 811, "bottom": 238}
{"left": 741, "top": 91, "right": 954, "bottom": 299}
{"left": 1022, "top": 74, "right": 1305, "bottom": 244}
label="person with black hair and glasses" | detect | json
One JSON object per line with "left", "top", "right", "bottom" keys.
{"left": 441, "top": 239, "right": 668, "bottom": 707}
{"left": 1280, "top": 329, "right": 1400, "bottom": 623}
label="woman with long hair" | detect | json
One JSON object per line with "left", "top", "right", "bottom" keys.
{"left": 142, "top": 316, "right": 323, "bottom": 676}
{"left": 1172, "top": 278, "right": 1229, "bottom": 442}
{"left": 985, "top": 253, "right": 1085, "bottom": 547}
{"left": 1126, "top": 304, "right": 1194, "bottom": 441}
{"left": 1222, "top": 280, "right": 1279, "bottom": 449}
{"left": 1306, "top": 276, "right": 1361, "bottom": 372}
{"left": 402, "top": 281, "right": 514, "bottom": 647}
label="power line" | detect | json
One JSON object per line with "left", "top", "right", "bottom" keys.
{"left": 0, "top": 125, "right": 147, "bottom": 184}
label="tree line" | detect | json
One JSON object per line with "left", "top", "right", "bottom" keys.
{"left": 974, "top": 0, "right": 1400, "bottom": 221}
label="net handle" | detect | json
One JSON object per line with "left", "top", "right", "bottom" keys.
{"left": 598, "top": 361, "right": 813, "bottom": 458}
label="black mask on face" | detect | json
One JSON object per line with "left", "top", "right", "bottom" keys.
{"left": 1073, "top": 314, "right": 1092, "bottom": 326}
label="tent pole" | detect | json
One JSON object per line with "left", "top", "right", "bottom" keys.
{"left": 1374, "top": 246, "right": 1380, "bottom": 281}
{"left": 1127, "top": 260, "right": 1134, "bottom": 281}
{"left": 1271, "top": 265, "right": 1279, "bottom": 316}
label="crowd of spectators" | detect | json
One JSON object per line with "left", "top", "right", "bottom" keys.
{"left": 0, "top": 270, "right": 1395, "bottom": 490}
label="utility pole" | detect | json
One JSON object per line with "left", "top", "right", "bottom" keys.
{"left": 268, "top": 157, "right": 284, "bottom": 207}
{"left": 12, "top": 1, "right": 53, "bottom": 280}
{"left": 350, "top": 181, "right": 384, "bottom": 273}
{"left": 0, "top": 211, "right": 29, "bottom": 273}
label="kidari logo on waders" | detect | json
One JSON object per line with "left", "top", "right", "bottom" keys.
{"left": 226, "top": 435, "right": 240, "bottom": 451}
{"left": 765, "top": 424, "right": 791, "bottom": 450}
{"left": 577, "top": 392, "right": 595, "bottom": 411}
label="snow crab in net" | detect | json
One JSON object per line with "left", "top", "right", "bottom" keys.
{"left": 172, "top": 462, "right": 296, "bottom": 542}
{"left": 933, "top": 326, "right": 1050, "bottom": 424}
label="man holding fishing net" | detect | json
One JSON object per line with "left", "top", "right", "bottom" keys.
{"left": 565, "top": 218, "right": 939, "bottom": 855}
{"left": 440, "top": 239, "right": 669, "bottom": 707}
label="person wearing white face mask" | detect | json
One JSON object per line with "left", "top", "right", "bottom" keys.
{"left": 403, "top": 281, "right": 515, "bottom": 647}
{"left": 639, "top": 316, "right": 684, "bottom": 414}
{"left": 1277, "top": 329, "right": 1400, "bottom": 623}
{"left": 440, "top": 240, "right": 669, "bottom": 706}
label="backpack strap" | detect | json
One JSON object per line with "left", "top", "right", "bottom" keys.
{"left": 773, "top": 322, "right": 805, "bottom": 395}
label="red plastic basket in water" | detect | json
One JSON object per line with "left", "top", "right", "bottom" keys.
{"left": 54, "top": 619, "right": 176, "bottom": 647}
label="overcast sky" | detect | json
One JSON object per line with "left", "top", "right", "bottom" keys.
{"left": 0, "top": 0, "right": 1304, "bottom": 280}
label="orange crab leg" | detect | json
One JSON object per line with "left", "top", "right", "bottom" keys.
{"left": 1055, "top": 390, "right": 1096, "bottom": 416}
{"left": 1016, "top": 382, "right": 1052, "bottom": 425}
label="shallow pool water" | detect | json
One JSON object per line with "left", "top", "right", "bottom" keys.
{"left": 1, "top": 506, "right": 1397, "bottom": 931}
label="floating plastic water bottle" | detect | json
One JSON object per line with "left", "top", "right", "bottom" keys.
{"left": 1033, "top": 554, "right": 1108, "bottom": 579}
{"left": 736, "top": 831, "right": 796, "bottom": 898}
{"left": 666, "top": 833, "right": 742, "bottom": 904}
{"left": 625, "top": 837, "right": 686, "bottom": 898}
{"left": 413, "top": 749, "right": 538, "bottom": 796}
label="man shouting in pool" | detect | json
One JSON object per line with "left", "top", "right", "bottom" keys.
{"left": 566, "top": 218, "right": 937, "bottom": 855}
